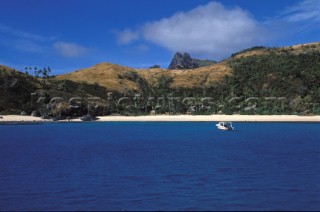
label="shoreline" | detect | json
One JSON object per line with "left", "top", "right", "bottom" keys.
{"left": 0, "top": 115, "right": 319, "bottom": 123}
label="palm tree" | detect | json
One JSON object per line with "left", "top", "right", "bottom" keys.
{"left": 182, "top": 97, "right": 196, "bottom": 114}
{"left": 87, "top": 97, "right": 102, "bottom": 116}
{"left": 117, "top": 97, "right": 131, "bottom": 114}
{"left": 49, "top": 97, "right": 64, "bottom": 118}
{"left": 201, "top": 97, "right": 215, "bottom": 113}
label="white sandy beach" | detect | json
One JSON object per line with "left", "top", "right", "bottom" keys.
{"left": 0, "top": 115, "right": 319, "bottom": 122}
{"left": 0, "top": 115, "right": 50, "bottom": 122}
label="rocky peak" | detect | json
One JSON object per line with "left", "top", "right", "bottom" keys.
{"left": 168, "top": 52, "right": 199, "bottom": 70}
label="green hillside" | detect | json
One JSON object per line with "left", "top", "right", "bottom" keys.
{"left": 0, "top": 67, "right": 113, "bottom": 116}
{"left": 222, "top": 50, "right": 320, "bottom": 115}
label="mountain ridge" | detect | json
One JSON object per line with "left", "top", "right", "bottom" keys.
{"left": 56, "top": 41, "right": 320, "bottom": 92}
{"left": 1, "top": 41, "right": 320, "bottom": 116}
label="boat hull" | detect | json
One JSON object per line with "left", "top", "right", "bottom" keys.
{"left": 216, "top": 122, "right": 234, "bottom": 131}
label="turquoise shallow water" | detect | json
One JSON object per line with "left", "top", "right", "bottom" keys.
{"left": 0, "top": 122, "right": 319, "bottom": 210}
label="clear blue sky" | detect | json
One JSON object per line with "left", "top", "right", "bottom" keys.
{"left": 0, "top": 0, "right": 319, "bottom": 74}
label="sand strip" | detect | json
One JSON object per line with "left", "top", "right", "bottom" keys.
{"left": 0, "top": 115, "right": 319, "bottom": 122}
{"left": 97, "top": 115, "right": 320, "bottom": 122}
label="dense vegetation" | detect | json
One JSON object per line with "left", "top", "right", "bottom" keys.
{"left": 0, "top": 67, "right": 119, "bottom": 117}
{"left": 0, "top": 69, "right": 38, "bottom": 114}
{"left": 223, "top": 51, "right": 320, "bottom": 115}
{"left": 1, "top": 45, "right": 320, "bottom": 118}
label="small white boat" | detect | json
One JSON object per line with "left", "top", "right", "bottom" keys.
{"left": 216, "top": 122, "right": 234, "bottom": 131}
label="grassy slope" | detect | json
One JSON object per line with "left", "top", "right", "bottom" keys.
{"left": 56, "top": 63, "right": 139, "bottom": 92}
{"left": 56, "top": 62, "right": 232, "bottom": 92}
{"left": 232, "top": 42, "right": 320, "bottom": 59}
{"left": 56, "top": 42, "right": 320, "bottom": 93}
{"left": 138, "top": 62, "right": 231, "bottom": 89}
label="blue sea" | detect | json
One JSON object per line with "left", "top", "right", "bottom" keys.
{"left": 0, "top": 122, "right": 319, "bottom": 211}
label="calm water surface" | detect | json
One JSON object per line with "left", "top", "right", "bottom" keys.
{"left": 0, "top": 122, "right": 319, "bottom": 211}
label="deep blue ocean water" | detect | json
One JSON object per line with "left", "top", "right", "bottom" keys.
{"left": 0, "top": 122, "right": 319, "bottom": 211}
